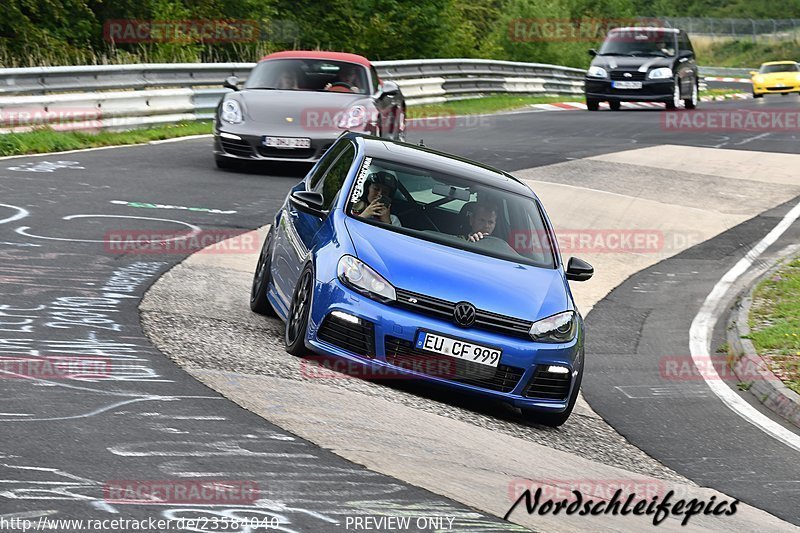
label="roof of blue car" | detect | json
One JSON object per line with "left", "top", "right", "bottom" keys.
{"left": 356, "top": 135, "right": 536, "bottom": 198}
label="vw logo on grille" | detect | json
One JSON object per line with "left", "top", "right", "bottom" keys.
{"left": 453, "top": 301, "right": 476, "bottom": 328}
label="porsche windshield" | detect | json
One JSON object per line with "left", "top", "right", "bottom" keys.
{"left": 245, "top": 59, "right": 369, "bottom": 94}
{"left": 346, "top": 157, "right": 556, "bottom": 269}
{"left": 598, "top": 29, "right": 677, "bottom": 57}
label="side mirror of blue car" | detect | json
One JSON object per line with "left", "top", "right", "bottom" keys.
{"left": 289, "top": 190, "right": 326, "bottom": 218}
{"left": 565, "top": 257, "right": 594, "bottom": 282}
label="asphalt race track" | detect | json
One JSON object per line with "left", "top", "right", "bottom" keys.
{"left": 1, "top": 95, "right": 800, "bottom": 531}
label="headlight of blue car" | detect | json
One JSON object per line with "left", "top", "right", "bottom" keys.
{"left": 337, "top": 255, "right": 396, "bottom": 302}
{"left": 221, "top": 99, "right": 243, "bottom": 124}
{"left": 529, "top": 311, "right": 577, "bottom": 343}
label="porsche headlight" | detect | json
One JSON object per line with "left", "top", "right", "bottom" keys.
{"left": 337, "top": 105, "right": 367, "bottom": 129}
{"left": 587, "top": 66, "right": 608, "bottom": 79}
{"left": 337, "top": 255, "right": 396, "bottom": 302}
{"left": 221, "top": 99, "right": 243, "bottom": 124}
{"left": 647, "top": 68, "right": 673, "bottom": 80}
{"left": 529, "top": 311, "right": 577, "bottom": 343}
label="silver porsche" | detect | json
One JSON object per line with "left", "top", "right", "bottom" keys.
{"left": 213, "top": 51, "right": 406, "bottom": 170}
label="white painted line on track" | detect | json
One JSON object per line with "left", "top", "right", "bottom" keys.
{"left": 0, "top": 134, "right": 213, "bottom": 161}
{"left": 689, "top": 198, "right": 800, "bottom": 453}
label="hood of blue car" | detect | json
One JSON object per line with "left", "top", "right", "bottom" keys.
{"left": 343, "top": 218, "right": 571, "bottom": 322}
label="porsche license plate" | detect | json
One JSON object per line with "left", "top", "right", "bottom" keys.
{"left": 415, "top": 331, "right": 501, "bottom": 368}
{"left": 612, "top": 81, "right": 642, "bottom": 89}
{"left": 263, "top": 136, "right": 311, "bottom": 149}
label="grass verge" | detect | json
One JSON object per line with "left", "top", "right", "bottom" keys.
{"left": 0, "top": 121, "right": 213, "bottom": 157}
{"left": 748, "top": 256, "right": 800, "bottom": 394}
{"left": 701, "top": 88, "right": 749, "bottom": 98}
{"left": 694, "top": 36, "right": 800, "bottom": 68}
{"left": 408, "top": 95, "right": 579, "bottom": 117}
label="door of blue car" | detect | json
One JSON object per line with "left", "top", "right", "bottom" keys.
{"left": 271, "top": 139, "right": 357, "bottom": 309}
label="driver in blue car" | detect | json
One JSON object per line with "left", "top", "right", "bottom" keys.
{"left": 352, "top": 171, "right": 402, "bottom": 226}
{"left": 463, "top": 202, "right": 497, "bottom": 242}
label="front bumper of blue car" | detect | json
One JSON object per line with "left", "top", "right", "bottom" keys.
{"left": 304, "top": 279, "right": 583, "bottom": 412}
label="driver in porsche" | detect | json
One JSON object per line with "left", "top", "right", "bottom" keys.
{"left": 324, "top": 65, "right": 362, "bottom": 93}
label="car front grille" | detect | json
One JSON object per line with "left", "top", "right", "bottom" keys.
{"left": 317, "top": 314, "right": 375, "bottom": 358}
{"left": 220, "top": 137, "right": 255, "bottom": 157}
{"left": 393, "top": 288, "right": 533, "bottom": 338}
{"left": 523, "top": 366, "right": 571, "bottom": 400}
{"left": 610, "top": 70, "right": 646, "bottom": 81}
{"left": 257, "top": 146, "right": 316, "bottom": 159}
{"left": 384, "top": 336, "right": 524, "bottom": 393}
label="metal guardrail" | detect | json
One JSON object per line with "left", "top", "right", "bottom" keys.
{"left": 0, "top": 59, "right": 588, "bottom": 131}
{"left": 699, "top": 66, "right": 755, "bottom": 78}
{"left": 0, "top": 59, "right": 725, "bottom": 132}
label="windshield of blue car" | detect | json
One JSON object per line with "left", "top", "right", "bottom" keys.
{"left": 244, "top": 59, "right": 370, "bottom": 94}
{"left": 759, "top": 63, "right": 800, "bottom": 73}
{"left": 598, "top": 30, "right": 676, "bottom": 57}
{"left": 346, "top": 157, "right": 556, "bottom": 269}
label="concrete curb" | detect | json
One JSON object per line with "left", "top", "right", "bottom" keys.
{"left": 728, "top": 259, "right": 800, "bottom": 429}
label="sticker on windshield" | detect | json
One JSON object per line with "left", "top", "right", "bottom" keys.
{"left": 350, "top": 156, "right": 372, "bottom": 204}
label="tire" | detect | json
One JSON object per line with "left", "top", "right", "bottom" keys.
{"left": 684, "top": 81, "right": 698, "bottom": 109}
{"left": 665, "top": 79, "right": 681, "bottom": 110}
{"left": 753, "top": 92, "right": 763, "bottom": 98}
{"left": 250, "top": 227, "right": 277, "bottom": 316}
{"left": 522, "top": 364, "right": 583, "bottom": 428}
{"left": 609, "top": 100, "right": 621, "bottom": 111}
{"left": 394, "top": 107, "right": 406, "bottom": 142}
{"left": 285, "top": 265, "right": 314, "bottom": 357}
{"left": 586, "top": 98, "right": 600, "bottom": 111}
{"left": 215, "top": 155, "right": 237, "bottom": 170}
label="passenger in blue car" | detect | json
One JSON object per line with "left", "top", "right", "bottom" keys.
{"left": 352, "top": 171, "right": 402, "bottom": 226}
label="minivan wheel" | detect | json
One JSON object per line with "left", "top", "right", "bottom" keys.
{"left": 285, "top": 266, "right": 314, "bottom": 356}
{"left": 684, "top": 81, "right": 698, "bottom": 109}
{"left": 586, "top": 98, "right": 600, "bottom": 111}
{"left": 609, "top": 100, "right": 621, "bottom": 111}
{"left": 665, "top": 80, "right": 681, "bottom": 110}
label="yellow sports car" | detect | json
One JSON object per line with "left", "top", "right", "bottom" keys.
{"left": 751, "top": 61, "right": 800, "bottom": 97}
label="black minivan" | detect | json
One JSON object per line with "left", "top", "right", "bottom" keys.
{"left": 584, "top": 27, "right": 698, "bottom": 111}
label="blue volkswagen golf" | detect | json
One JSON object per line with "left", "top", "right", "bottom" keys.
{"left": 250, "top": 132, "right": 593, "bottom": 426}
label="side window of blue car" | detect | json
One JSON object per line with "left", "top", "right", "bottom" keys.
{"left": 308, "top": 141, "right": 349, "bottom": 190}
{"left": 314, "top": 142, "right": 356, "bottom": 211}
